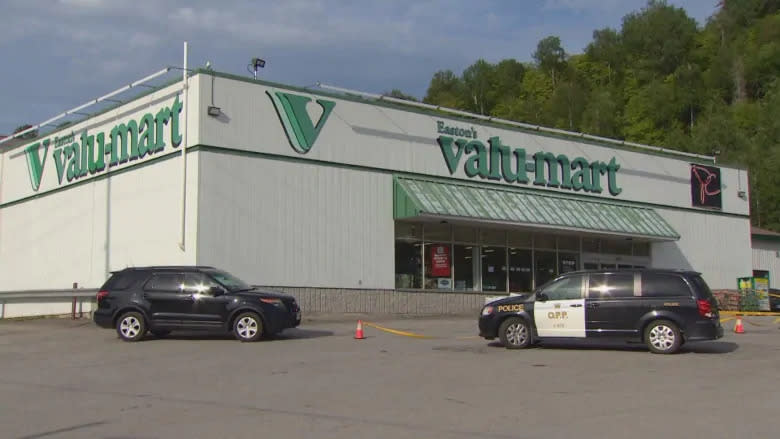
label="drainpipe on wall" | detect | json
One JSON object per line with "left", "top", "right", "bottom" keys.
{"left": 179, "top": 41, "right": 188, "bottom": 252}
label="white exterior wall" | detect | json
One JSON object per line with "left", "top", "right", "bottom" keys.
{"left": 652, "top": 210, "right": 753, "bottom": 289}
{"left": 196, "top": 74, "right": 750, "bottom": 216}
{"left": 0, "top": 154, "right": 200, "bottom": 290}
{"left": 752, "top": 239, "right": 780, "bottom": 288}
{"left": 192, "top": 73, "right": 753, "bottom": 291}
{"left": 0, "top": 82, "right": 201, "bottom": 290}
{"left": 196, "top": 151, "right": 394, "bottom": 289}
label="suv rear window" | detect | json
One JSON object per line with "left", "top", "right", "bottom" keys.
{"left": 101, "top": 271, "right": 141, "bottom": 290}
{"left": 688, "top": 274, "right": 715, "bottom": 300}
{"left": 641, "top": 273, "right": 692, "bottom": 297}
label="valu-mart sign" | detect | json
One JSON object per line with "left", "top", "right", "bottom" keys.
{"left": 266, "top": 89, "right": 623, "bottom": 197}
{"left": 435, "top": 120, "right": 622, "bottom": 196}
{"left": 23, "top": 96, "right": 183, "bottom": 192}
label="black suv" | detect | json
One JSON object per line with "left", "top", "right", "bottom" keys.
{"left": 93, "top": 266, "right": 301, "bottom": 342}
{"left": 479, "top": 269, "right": 723, "bottom": 354}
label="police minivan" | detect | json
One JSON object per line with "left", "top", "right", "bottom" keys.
{"left": 478, "top": 269, "right": 723, "bottom": 354}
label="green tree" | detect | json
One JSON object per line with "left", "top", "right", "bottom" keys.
{"left": 461, "top": 59, "right": 496, "bottom": 115}
{"left": 585, "top": 28, "right": 624, "bottom": 85}
{"left": 581, "top": 88, "right": 621, "bottom": 138}
{"left": 424, "top": 69, "right": 463, "bottom": 108}
{"left": 621, "top": 0, "right": 698, "bottom": 80}
{"left": 533, "top": 36, "right": 567, "bottom": 87}
{"left": 385, "top": 89, "right": 418, "bottom": 101}
{"left": 13, "top": 124, "right": 37, "bottom": 139}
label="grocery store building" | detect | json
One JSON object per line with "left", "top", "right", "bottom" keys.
{"left": 0, "top": 68, "right": 754, "bottom": 316}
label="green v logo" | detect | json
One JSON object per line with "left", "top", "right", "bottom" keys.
{"left": 267, "top": 90, "right": 335, "bottom": 154}
{"left": 25, "top": 139, "right": 49, "bottom": 192}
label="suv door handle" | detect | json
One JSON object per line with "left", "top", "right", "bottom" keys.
{"left": 570, "top": 304, "right": 583, "bottom": 308}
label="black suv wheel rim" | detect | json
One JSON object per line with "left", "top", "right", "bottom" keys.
{"left": 506, "top": 322, "right": 528, "bottom": 346}
{"left": 649, "top": 324, "right": 675, "bottom": 351}
{"left": 120, "top": 316, "right": 141, "bottom": 339}
{"left": 236, "top": 316, "right": 258, "bottom": 339}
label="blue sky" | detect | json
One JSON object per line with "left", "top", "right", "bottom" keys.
{"left": 0, "top": 0, "right": 718, "bottom": 135}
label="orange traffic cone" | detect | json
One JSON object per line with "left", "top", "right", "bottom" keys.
{"left": 734, "top": 315, "right": 745, "bottom": 334}
{"left": 354, "top": 320, "right": 365, "bottom": 339}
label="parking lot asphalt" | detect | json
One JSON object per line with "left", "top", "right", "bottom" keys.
{"left": 1, "top": 315, "right": 779, "bottom": 439}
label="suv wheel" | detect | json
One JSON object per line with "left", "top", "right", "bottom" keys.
{"left": 498, "top": 317, "right": 532, "bottom": 350}
{"left": 645, "top": 320, "right": 681, "bottom": 354}
{"left": 233, "top": 312, "right": 263, "bottom": 342}
{"left": 117, "top": 311, "right": 146, "bottom": 342}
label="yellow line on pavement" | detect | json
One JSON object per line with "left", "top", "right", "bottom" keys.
{"left": 362, "top": 322, "right": 435, "bottom": 339}
{"left": 720, "top": 311, "right": 780, "bottom": 316}
{"left": 720, "top": 317, "right": 735, "bottom": 323}
{"left": 775, "top": 317, "right": 780, "bottom": 323}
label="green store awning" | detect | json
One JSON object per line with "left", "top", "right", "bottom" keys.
{"left": 393, "top": 177, "right": 680, "bottom": 241}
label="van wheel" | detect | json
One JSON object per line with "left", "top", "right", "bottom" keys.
{"left": 116, "top": 311, "right": 146, "bottom": 342}
{"left": 498, "top": 317, "right": 532, "bottom": 350}
{"left": 233, "top": 312, "right": 263, "bottom": 342}
{"left": 645, "top": 320, "right": 681, "bottom": 354}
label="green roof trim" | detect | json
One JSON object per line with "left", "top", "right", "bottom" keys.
{"left": 393, "top": 176, "right": 680, "bottom": 241}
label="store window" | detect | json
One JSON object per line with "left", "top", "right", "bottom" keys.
{"left": 424, "top": 223, "right": 451, "bottom": 242}
{"left": 395, "top": 241, "right": 422, "bottom": 289}
{"left": 601, "top": 238, "right": 632, "bottom": 255}
{"left": 481, "top": 246, "right": 507, "bottom": 291}
{"left": 395, "top": 222, "right": 422, "bottom": 289}
{"left": 508, "top": 248, "right": 532, "bottom": 292}
{"left": 558, "top": 236, "right": 579, "bottom": 252}
{"left": 558, "top": 253, "right": 579, "bottom": 274}
{"left": 508, "top": 230, "right": 532, "bottom": 248}
{"left": 480, "top": 229, "right": 506, "bottom": 246}
{"left": 535, "top": 234, "right": 556, "bottom": 250}
{"left": 454, "top": 226, "right": 477, "bottom": 243}
{"left": 632, "top": 242, "right": 650, "bottom": 257}
{"left": 582, "top": 237, "right": 599, "bottom": 253}
{"left": 425, "top": 242, "right": 452, "bottom": 289}
{"left": 396, "top": 222, "right": 422, "bottom": 240}
{"left": 453, "top": 245, "right": 477, "bottom": 290}
{"left": 535, "top": 250, "right": 557, "bottom": 288}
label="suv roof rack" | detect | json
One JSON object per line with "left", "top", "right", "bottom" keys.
{"left": 113, "top": 265, "right": 217, "bottom": 272}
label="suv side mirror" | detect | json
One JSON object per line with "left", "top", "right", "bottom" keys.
{"left": 536, "top": 292, "right": 549, "bottom": 302}
{"left": 209, "top": 285, "right": 226, "bottom": 296}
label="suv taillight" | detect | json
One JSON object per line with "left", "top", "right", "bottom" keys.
{"left": 697, "top": 299, "right": 713, "bottom": 318}
{"left": 96, "top": 290, "right": 109, "bottom": 303}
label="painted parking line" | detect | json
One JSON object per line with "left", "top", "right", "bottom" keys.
{"left": 361, "top": 322, "right": 479, "bottom": 340}
{"left": 720, "top": 317, "right": 735, "bottom": 324}
{"left": 362, "top": 322, "right": 435, "bottom": 339}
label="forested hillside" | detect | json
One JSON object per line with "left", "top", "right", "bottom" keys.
{"left": 415, "top": 0, "right": 780, "bottom": 231}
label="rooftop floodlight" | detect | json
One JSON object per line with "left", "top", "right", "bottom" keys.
{"left": 247, "top": 57, "right": 266, "bottom": 80}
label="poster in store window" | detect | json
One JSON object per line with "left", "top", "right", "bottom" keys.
{"left": 431, "top": 245, "right": 451, "bottom": 277}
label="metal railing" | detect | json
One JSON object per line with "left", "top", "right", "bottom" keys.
{"left": 0, "top": 286, "right": 98, "bottom": 319}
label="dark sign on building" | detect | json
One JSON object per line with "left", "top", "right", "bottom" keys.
{"left": 690, "top": 164, "right": 722, "bottom": 209}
